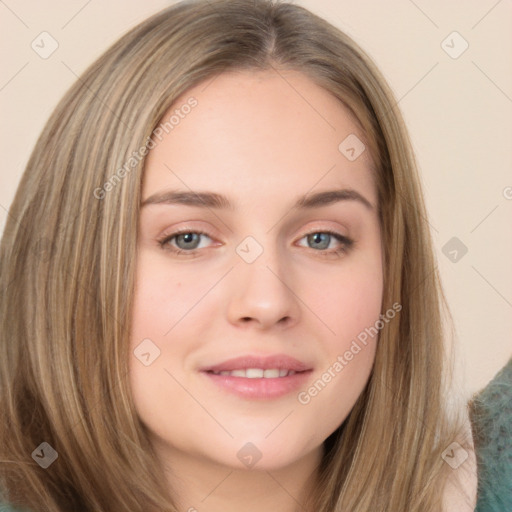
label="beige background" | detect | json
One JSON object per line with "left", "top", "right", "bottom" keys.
{"left": 1, "top": 0, "right": 511, "bottom": 399}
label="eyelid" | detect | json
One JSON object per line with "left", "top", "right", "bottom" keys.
{"left": 157, "top": 222, "right": 219, "bottom": 243}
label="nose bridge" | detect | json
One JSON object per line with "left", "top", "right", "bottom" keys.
{"left": 227, "top": 233, "right": 300, "bottom": 328}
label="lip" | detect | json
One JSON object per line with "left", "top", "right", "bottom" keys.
{"left": 200, "top": 354, "right": 312, "bottom": 373}
{"left": 199, "top": 354, "right": 313, "bottom": 400}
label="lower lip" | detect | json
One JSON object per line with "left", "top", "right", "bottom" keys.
{"left": 201, "top": 370, "right": 312, "bottom": 400}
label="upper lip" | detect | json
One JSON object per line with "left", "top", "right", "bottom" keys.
{"left": 200, "top": 354, "right": 313, "bottom": 373}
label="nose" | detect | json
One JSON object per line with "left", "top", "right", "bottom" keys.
{"left": 226, "top": 246, "right": 301, "bottom": 330}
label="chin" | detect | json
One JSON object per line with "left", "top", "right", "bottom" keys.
{"left": 210, "top": 434, "right": 322, "bottom": 472}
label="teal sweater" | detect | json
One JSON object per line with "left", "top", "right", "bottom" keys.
{"left": 470, "top": 358, "right": 512, "bottom": 511}
{"left": 0, "top": 504, "right": 29, "bottom": 511}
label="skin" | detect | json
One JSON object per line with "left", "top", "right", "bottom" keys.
{"left": 130, "top": 69, "right": 383, "bottom": 512}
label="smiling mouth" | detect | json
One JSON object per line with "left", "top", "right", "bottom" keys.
{"left": 201, "top": 367, "right": 312, "bottom": 400}
{"left": 206, "top": 368, "right": 301, "bottom": 378}
{"left": 199, "top": 353, "right": 313, "bottom": 399}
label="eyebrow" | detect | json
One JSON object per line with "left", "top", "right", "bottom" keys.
{"left": 141, "top": 188, "right": 374, "bottom": 211}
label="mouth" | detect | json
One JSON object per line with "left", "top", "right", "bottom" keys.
{"left": 199, "top": 354, "right": 313, "bottom": 400}
{"left": 207, "top": 368, "right": 299, "bottom": 378}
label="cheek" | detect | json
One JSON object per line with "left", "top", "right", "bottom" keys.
{"left": 295, "top": 254, "right": 383, "bottom": 424}
{"left": 303, "top": 255, "right": 383, "bottom": 344}
{"left": 129, "top": 257, "right": 184, "bottom": 410}
{"left": 128, "top": 262, "right": 189, "bottom": 445}
{"left": 130, "top": 252, "right": 210, "bottom": 340}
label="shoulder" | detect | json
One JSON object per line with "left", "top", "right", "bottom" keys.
{"left": 0, "top": 498, "right": 32, "bottom": 512}
{"left": 0, "top": 504, "right": 29, "bottom": 512}
{"left": 470, "top": 358, "right": 512, "bottom": 511}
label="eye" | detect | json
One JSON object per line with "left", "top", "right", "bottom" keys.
{"left": 157, "top": 229, "right": 214, "bottom": 255}
{"left": 297, "top": 230, "right": 353, "bottom": 256}
{"left": 156, "top": 228, "right": 354, "bottom": 257}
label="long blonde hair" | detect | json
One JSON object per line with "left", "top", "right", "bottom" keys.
{"left": 0, "top": 0, "right": 467, "bottom": 510}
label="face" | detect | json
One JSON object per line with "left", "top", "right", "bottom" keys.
{"left": 130, "top": 69, "right": 383, "bottom": 473}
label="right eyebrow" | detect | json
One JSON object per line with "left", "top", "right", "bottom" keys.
{"left": 141, "top": 190, "right": 233, "bottom": 209}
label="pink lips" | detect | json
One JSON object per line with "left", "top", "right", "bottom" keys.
{"left": 200, "top": 354, "right": 313, "bottom": 400}
{"left": 201, "top": 354, "right": 311, "bottom": 373}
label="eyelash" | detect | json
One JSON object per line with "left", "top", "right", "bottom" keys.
{"left": 157, "top": 227, "right": 354, "bottom": 258}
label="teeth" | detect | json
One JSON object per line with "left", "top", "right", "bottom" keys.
{"left": 211, "top": 368, "right": 296, "bottom": 378}
{"left": 246, "top": 368, "right": 264, "bottom": 378}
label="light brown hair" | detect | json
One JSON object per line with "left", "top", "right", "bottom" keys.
{"left": 0, "top": 0, "right": 469, "bottom": 510}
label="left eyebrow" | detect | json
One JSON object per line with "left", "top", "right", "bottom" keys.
{"left": 294, "top": 189, "right": 373, "bottom": 211}
{"left": 140, "top": 188, "right": 374, "bottom": 211}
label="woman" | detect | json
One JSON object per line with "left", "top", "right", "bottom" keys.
{"left": 0, "top": 0, "right": 476, "bottom": 510}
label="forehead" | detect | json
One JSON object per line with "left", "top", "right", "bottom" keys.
{"left": 142, "top": 69, "right": 376, "bottom": 207}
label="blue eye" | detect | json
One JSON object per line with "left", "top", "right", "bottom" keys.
{"left": 298, "top": 230, "right": 353, "bottom": 256}
{"left": 174, "top": 232, "right": 202, "bottom": 250}
{"left": 306, "top": 232, "right": 332, "bottom": 250}
{"left": 158, "top": 230, "right": 212, "bottom": 254}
